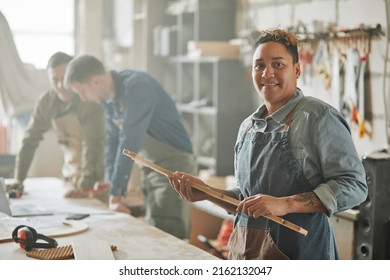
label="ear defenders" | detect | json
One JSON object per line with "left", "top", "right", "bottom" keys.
{"left": 12, "top": 225, "right": 58, "bottom": 251}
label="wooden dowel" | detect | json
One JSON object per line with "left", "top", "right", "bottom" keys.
{"left": 122, "top": 149, "right": 308, "bottom": 236}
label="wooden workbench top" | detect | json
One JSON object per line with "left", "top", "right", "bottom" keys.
{"left": 0, "top": 177, "right": 217, "bottom": 260}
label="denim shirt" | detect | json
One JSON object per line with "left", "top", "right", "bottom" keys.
{"left": 103, "top": 70, "right": 193, "bottom": 196}
{"left": 231, "top": 88, "right": 368, "bottom": 216}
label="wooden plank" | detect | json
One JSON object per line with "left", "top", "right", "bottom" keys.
{"left": 72, "top": 238, "right": 115, "bottom": 260}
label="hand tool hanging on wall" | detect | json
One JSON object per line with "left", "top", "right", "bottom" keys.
{"left": 343, "top": 44, "right": 367, "bottom": 138}
{"left": 313, "top": 39, "right": 332, "bottom": 90}
{"left": 342, "top": 47, "right": 361, "bottom": 134}
{"left": 122, "top": 149, "right": 308, "bottom": 236}
{"left": 299, "top": 42, "right": 313, "bottom": 85}
{"left": 296, "top": 21, "right": 312, "bottom": 85}
{"left": 356, "top": 52, "right": 367, "bottom": 138}
{"left": 356, "top": 32, "right": 370, "bottom": 138}
{"left": 331, "top": 48, "right": 341, "bottom": 111}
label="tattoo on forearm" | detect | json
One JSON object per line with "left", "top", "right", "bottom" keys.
{"left": 287, "top": 192, "right": 319, "bottom": 207}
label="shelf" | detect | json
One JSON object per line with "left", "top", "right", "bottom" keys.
{"left": 130, "top": 0, "right": 165, "bottom": 81}
{"left": 197, "top": 156, "right": 216, "bottom": 169}
{"left": 162, "top": 0, "right": 253, "bottom": 176}
{"left": 170, "top": 55, "right": 241, "bottom": 63}
{"left": 193, "top": 200, "right": 232, "bottom": 220}
{"left": 167, "top": 59, "right": 252, "bottom": 175}
{"left": 169, "top": 56, "right": 221, "bottom": 63}
{"left": 198, "top": 107, "right": 217, "bottom": 115}
{"left": 133, "top": 13, "right": 146, "bottom": 20}
{"left": 177, "top": 104, "right": 217, "bottom": 115}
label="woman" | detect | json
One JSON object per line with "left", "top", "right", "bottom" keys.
{"left": 169, "top": 28, "right": 367, "bottom": 259}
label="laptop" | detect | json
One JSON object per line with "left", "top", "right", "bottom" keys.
{"left": 0, "top": 178, "right": 52, "bottom": 217}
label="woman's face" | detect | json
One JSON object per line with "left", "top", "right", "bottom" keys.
{"left": 252, "top": 41, "right": 300, "bottom": 113}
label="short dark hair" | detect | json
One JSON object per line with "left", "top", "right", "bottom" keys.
{"left": 254, "top": 28, "right": 300, "bottom": 63}
{"left": 47, "top": 52, "right": 73, "bottom": 69}
{"left": 64, "top": 55, "right": 106, "bottom": 85}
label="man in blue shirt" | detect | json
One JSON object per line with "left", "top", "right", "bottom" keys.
{"left": 64, "top": 55, "right": 196, "bottom": 239}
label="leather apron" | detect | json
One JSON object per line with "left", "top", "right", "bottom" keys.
{"left": 51, "top": 113, "right": 83, "bottom": 187}
{"left": 138, "top": 135, "right": 197, "bottom": 239}
{"left": 228, "top": 108, "right": 335, "bottom": 260}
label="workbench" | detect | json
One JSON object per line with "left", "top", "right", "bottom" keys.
{"left": 0, "top": 177, "right": 217, "bottom": 260}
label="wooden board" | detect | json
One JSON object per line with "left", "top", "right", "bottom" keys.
{"left": 72, "top": 239, "right": 115, "bottom": 260}
{"left": 0, "top": 220, "right": 88, "bottom": 243}
{"left": 26, "top": 244, "right": 117, "bottom": 260}
{"left": 122, "top": 149, "right": 308, "bottom": 236}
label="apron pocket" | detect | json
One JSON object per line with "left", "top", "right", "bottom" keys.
{"left": 228, "top": 225, "right": 289, "bottom": 260}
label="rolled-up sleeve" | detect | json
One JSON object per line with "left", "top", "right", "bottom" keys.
{"left": 312, "top": 109, "right": 368, "bottom": 216}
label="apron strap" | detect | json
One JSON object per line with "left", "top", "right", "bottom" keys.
{"left": 283, "top": 97, "right": 304, "bottom": 132}
{"left": 283, "top": 108, "right": 295, "bottom": 132}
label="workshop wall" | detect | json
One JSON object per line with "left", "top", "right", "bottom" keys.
{"left": 2, "top": 0, "right": 390, "bottom": 178}
{"left": 244, "top": 0, "right": 390, "bottom": 157}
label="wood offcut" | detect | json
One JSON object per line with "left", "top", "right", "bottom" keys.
{"left": 122, "top": 149, "right": 308, "bottom": 236}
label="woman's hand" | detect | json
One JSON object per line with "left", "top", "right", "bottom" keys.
{"left": 236, "top": 194, "right": 288, "bottom": 218}
{"left": 168, "top": 171, "right": 208, "bottom": 202}
{"left": 237, "top": 192, "right": 327, "bottom": 218}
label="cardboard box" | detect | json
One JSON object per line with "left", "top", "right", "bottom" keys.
{"left": 198, "top": 169, "right": 237, "bottom": 190}
{"left": 187, "top": 41, "right": 240, "bottom": 59}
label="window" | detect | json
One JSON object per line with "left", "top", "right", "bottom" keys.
{"left": 1, "top": 0, "right": 74, "bottom": 69}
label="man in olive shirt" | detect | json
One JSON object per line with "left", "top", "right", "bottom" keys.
{"left": 13, "top": 52, "right": 104, "bottom": 197}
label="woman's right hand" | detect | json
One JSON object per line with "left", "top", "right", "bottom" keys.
{"left": 169, "top": 171, "right": 208, "bottom": 202}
